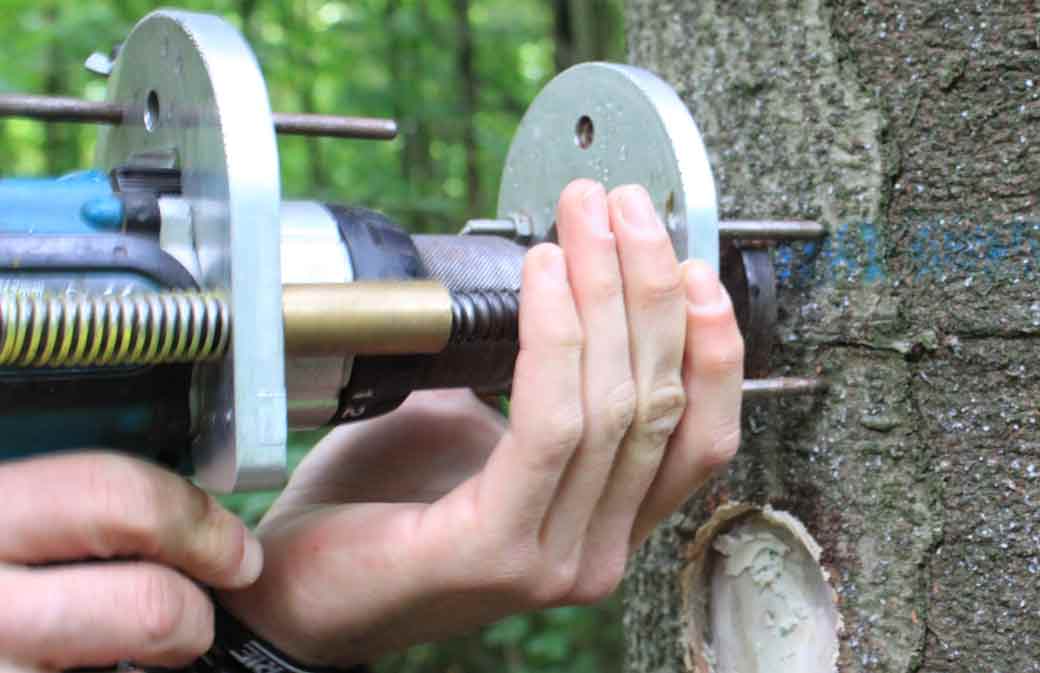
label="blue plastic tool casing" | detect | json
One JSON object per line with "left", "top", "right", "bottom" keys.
{"left": 0, "top": 170, "right": 174, "bottom": 464}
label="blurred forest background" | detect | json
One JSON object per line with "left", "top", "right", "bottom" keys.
{"left": 0, "top": 0, "right": 626, "bottom": 671}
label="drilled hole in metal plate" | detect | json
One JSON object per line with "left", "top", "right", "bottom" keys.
{"left": 575, "top": 115, "right": 594, "bottom": 149}
{"left": 144, "top": 90, "right": 160, "bottom": 132}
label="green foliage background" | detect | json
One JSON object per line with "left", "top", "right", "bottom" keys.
{"left": 0, "top": 0, "right": 625, "bottom": 670}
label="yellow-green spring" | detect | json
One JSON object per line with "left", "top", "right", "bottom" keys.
{"left": 0, "top": 291, "right": 230, "bottom": 368}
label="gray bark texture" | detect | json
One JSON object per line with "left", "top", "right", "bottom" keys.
{"left": 622, "top": 2, "right": 1040, "bottom": 672}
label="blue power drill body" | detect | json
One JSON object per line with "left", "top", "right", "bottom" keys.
{"left": 0, "top": 170, "right": 192, "bottom": 470}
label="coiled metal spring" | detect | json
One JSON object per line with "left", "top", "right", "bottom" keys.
{"left": 0, "top": 291, "right": 230, "bottom": 368}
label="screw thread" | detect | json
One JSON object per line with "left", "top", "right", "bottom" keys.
{"left": 450, "top": 290, "right": 519, "bottom": 344}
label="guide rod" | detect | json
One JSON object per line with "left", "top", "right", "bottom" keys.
{"left": 466, "top": 217, "right": 827, "bottom": 243}
{"left": 742, "top": 377, "right": 828, "bottom": 400}
{"left": 720, "top": 220, "right": 826, "bottom": 240}
{"left": 0, "top": 93, "right": 398, "bottom": 140}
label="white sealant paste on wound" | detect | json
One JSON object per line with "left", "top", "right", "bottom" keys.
{"left": 683, "top": 505, "right": 840, "bottom": 673}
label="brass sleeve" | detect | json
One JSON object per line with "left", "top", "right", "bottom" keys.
{"left": 282, "top": 281, "right": 454, "bottom": 356}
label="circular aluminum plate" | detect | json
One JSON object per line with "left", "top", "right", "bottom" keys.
{"left": 498, "top": 63, "right": 718, "bottom": 269}
{"left": 96, "top": 10, "right": 286, "bottom": 492}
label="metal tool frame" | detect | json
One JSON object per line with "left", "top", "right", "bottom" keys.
{"left": 96, "top": 10, "right": 287, "bottom": 492}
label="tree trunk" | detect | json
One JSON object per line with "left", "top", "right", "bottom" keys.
{"left": 623, "top": 2, "right": 1040, "bottom": 673}
{"left": 554, "top": 0, "right": 622, "bottom": 69}
{"left": 42, "top": 5, "right": 78, "bottom": 175}
{"left": 454, "top": 0, "right": 480, "bottom": 214}
{"left": 277, "top": 1, "right": 330, "bottom": 193}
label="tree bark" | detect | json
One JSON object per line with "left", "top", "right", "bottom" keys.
{"left": 623, "top": 2, "right": 1040, "bottom": 673}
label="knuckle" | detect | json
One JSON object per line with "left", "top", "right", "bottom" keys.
{"left": 524, "top": 315, "right": 585, "bottom": 354}
{"left": 538, "top": 405, "right": 585, "bottom": 470}
{"left": 569, "top": 553, "right": 627, "bottom": 605}
{"left": 510, "top": 349, "right": 541, "bottom": 390}
{"left": 586, "top": 270, "right": 625, "bottom": 304}
{"left": 556, "top": 321, "right": 586, "bottom": 353}
{"left": 188, "top": 602, "right": 216, "bottom": 662}
{"left": 190, "top": 495, "right": 246, "bottom": 581}
{"left": 468, "top": 544, "right": 557, "bottom": 607}
{"left": 702, "top": 422, "right": 742, "bottom": 469}
{"left": 487, "top": 547, "right": 541, "bottom": 596}
{"left": 687, "top": 294, "right": 740, "bottom": 327}
{"left": 635, "top": 382, "right": 687, "bottom": 447}
{"left": 602, "top": 378, "right": 638, "bottom": 441}
{"left": 477, "top": 546, "right": 536, "bottom": 595}
{"left": 642, "top": 272, "right": 683, "bottom": 306}
{"left": 525, "top": 557, "right": 581, "bottom": 607}
{"left": 696, "top": 337, "right": 745, "bottom": 379}
{"left": 638, "top": 248, "right": 683, "bottom": 300}
{"left": 133, "top": 569, "right": 187, "bottom": 645}
{"left": 84, "top": 455, "right": 162, "bottom": 558}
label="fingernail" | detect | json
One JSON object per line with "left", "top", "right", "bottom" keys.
{"left": 685, "top": 260, "right": 722, "bottom": 305}
{"left": 582, "top": 182, "right": 609, "bottom": 233}
{"left": 619, "top": 185, "right": 657, "bottom": 228}
{"left": 236, "top": 532, "right": 264, "bottom": 586}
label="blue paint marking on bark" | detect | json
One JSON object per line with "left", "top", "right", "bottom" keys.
{"left": 774, "top": 220, "right": 1040, "bottom": 288}
{"left": 773, "top": 222, "right": 885, "bottom": 287}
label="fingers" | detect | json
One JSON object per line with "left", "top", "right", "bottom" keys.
{"left": 538, "top": 179, "right": 635, "bottom": 558}
{"left": 575, "top": 185, "right": 687, "bottom": 591}
{"left": 0, "top": 562, "right": 213, "bottom": 669}
{"left": 0, "top": 453, "right": 262, "bottom": 589}
{"left": 479, "top": 242, "right": 584, "bottom": 536}
{"left": 630, "top": 261, "right": 744, "bottom": 548}
{"left": 446, "top": 180, "right": 740, "bottom": 611}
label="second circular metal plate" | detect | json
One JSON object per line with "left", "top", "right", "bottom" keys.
{"left": 498, "top": 63, "right": 718, "bottom": 268}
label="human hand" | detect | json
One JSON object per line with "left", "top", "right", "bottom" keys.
{"left": 0, "top": 453, "right": 263, "bottom": 671}
{"left": 219, "top": 179, "right": 744, "bottom": 666}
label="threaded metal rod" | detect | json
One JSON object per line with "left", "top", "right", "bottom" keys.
{"left": 450, "top": 290, "right": 519, "bottom": 344}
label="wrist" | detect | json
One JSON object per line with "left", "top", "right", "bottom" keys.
{"left": 191, "top": 599, "right": 368, "bottom": 673}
